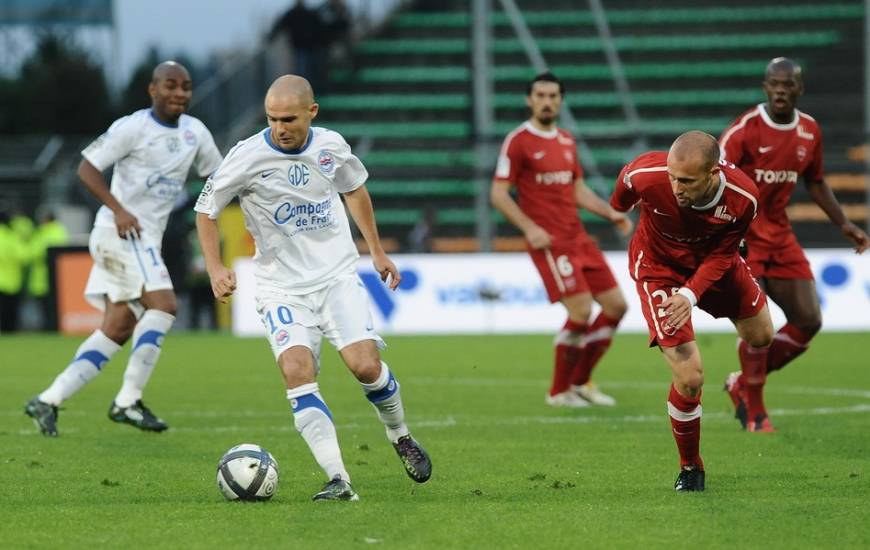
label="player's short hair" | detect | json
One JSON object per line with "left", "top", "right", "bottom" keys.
{"left": 527, "top": 72, "right": 565, "bottom": 97}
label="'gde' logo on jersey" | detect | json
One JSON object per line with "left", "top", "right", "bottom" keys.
{"left": 287, "top": 162, "right": 310, "bottom": 187}
{"left": 359, "top": 269, "right": 419, "bottom": 321}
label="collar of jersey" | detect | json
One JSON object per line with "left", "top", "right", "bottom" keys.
{"left": 523, "top": 121, "right": 559, "bottom": 139}
{"left": 690, "top": 172, "right": 727, "bottom": 211}
{"left": 756, "top": 103, "right": 799, "bottom": 131}
{"left": 149, "top": 109, "right": 179, "bottom": 128}
{"left": 264, "top": 128, "right": 313, "bottom": 155}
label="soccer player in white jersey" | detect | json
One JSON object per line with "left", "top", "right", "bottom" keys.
{"left": 25, "top": 62, "right": 223, "bottom": 436}
{"left": 195, "top": 75, "right": 433, "bottom": 501}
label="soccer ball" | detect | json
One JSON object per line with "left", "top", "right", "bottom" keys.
{"left": 216, "top": 443, "right": 279, "bottom": 501}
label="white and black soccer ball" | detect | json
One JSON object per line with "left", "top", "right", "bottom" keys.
{"left": 216, "top": 443, "right": 279, "bottom": 501}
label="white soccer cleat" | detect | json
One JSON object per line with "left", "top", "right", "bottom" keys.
{"left": 545, "top": 391, "right": 591, "bottom": 408}
{"left": 572, "top": 382, "right": 616, "bottom": 406}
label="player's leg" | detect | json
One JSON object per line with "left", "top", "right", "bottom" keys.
{"left": 550, "top": 291, "right": 593, "bottom": 406}
{"left": 278, "top": 343, "right": 356, "bottom": 501}
{"left": 733, "top": 304, "right": 775, "bottom": 431}
{"left": 107, "top": 288, "right": 176, "bottom": 432}
{"left": 763, "top": 277, "right": 820, "bottom": 373}
{"left": 26, "top": 299, "right": 134, "bottom": 436}
{"left": 661, "top": 342, "right": 706, "bottom": 492}
{"left": 326, "top": 274, "right": 432, "bottom": 483}
{"left": 571, "top": 284, "right": 628, "bottom": 406}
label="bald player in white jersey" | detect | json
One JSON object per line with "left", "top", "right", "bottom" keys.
{"left": 195, "top": 75, "right": 432, "bottom": 501}
{"left": 25, "top": 61, "right": 223, "bottom": 436}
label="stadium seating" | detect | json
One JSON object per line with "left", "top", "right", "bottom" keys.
{"left": 312, "top": 0, "right": 866, "bottom": 250}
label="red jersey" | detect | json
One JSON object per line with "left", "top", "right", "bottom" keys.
{"left": 610, "top": 151, "right": 760, "bottom": 301}
{"left": 719, "top": 104, "right": 824, "bottom": 251}
{"left": 494, "top": 122, "right": 586, "bottom": 243}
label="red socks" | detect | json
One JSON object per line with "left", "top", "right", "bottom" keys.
{"left": 738, "top": 340, "right": 769, "bottom": 421}
{"left": 570, "top": 312, "right": 620, "bottom": 387}
{"left": 767, "top": 324, "right": 812, "bottom": 374}
{"left": 550, "top": 319, "right": 586, "bottom": 396}
{"left": 667, "top": 384, "right": 704, "bottom": 470}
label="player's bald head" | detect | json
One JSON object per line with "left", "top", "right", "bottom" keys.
{"left": 265, "top": 75, "right": 314, "bottom": 110}
{"left": 152, "top": 61, "right": 190, "bottom": 84}
{"left": 668, "top": 131, "right": 720, "bottom": 172}
{"left": 765, "top": 57, "right": 802, "bottom": 82}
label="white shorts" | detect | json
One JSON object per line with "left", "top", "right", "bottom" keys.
{"left": 257, "top": 273, "right": 385, "bottom": 366}
{"left": 84, "top": 226, "right": 173, "bottom": 315}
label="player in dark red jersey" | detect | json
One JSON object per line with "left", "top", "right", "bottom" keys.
{"left": 491, "top": 72, "right": 632, "bottom": 408}
{"left": 610, "top": 131, "right": 774, "bottom": 491}
{"left": 719, "top": 57, "right": 869, "bottom": 432}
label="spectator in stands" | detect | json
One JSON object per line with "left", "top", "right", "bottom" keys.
{"left": 407, "top": 206, "right": 436, "bottom": 253}
{"left": 269, "top": 2, "right": 326, "bottom": 92}
{"left": 0, "top": 207, "right": 29, "bottom": 333}
{"left": 719, "top": 57, "right": 870, "bottom": 433}
{"left": 27, "top": 209, "right": 69, "bottom": 330}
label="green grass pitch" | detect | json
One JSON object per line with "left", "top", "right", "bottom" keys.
{"left": 1, "top": 332, "right": 868, "bottom": 548}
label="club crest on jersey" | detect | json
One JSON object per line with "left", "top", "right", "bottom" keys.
{"left": 714, "top": 205, "right": 735, "bottom": 223}
{"left": 796, "top": 145, "right": 807, "bottom": 162}
{"left": 287, "top": 162, "right": 310, "bottom": 187}
{"left": 184, "top": 129, "right": 197, "bottom": 146}
{"left": 166, "top": 136, "right": 181, "bottom": 153}
{"left": 317, "top": 150, "right": 335, "bottom": 174}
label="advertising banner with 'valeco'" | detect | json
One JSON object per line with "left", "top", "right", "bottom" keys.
{"left": 232, "top": 250, "right": 870, "bottom": 336}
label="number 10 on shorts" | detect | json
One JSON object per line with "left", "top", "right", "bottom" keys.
{"left": 265, "top": 305, "right": 294, "bottom": 334}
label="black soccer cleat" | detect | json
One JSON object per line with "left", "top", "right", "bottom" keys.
{"left": 312, "top": 475, "right": 359, "bottom": 502}
{"left": 674, "top": 466, "right": 706, "bottom": 492}
{"left": 392, "top": 434, "right": 432, "bottom": 483}
{"left": 108, "top": 400, "right": 168, "bottom": 432}
{"left": 25, "top": 397, "right": 59, "bottom": 437}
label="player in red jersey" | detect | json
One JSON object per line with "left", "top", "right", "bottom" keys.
{"left": 491, "top": 72, "right": 632, "bottom": 408}
{"left": 719, "top": 57, "right": 869, "bottom": 432}
{"left": 610, "top": 131, "right": 774, "bottom": 491}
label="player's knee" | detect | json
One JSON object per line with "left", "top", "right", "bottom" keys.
{"left": 350, "top": 358, "right": 382, "bottom": 384}
{"left": 746, "top": 324, "right": 774, "bottom": 348}
{"left": 677, "top": 370, "right": 704, "bottom": 396}
{"left": 102, "top": 323, "right": 134, "bottom": 344}
{"left": 795, "top": 314, "right": 822, "bottom": 338}
{"left": 604, "top": 299, "right": 628, "bottom": 321}
{"left": 153, "top": 297, "right": 178, "bottom": 316}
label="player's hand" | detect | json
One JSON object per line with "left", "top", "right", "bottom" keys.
{"left": 662, "top": 294, "right": 692, "bottom": 332}
{"left": 114, "top": 208, "right": 142, "bottom": 240}
{"left": 610, "top": 212, "right": 633, "bottom": 237}
{"left": 841, "top": 222, "right": 870, "bottom": 254}
{"left": 208, "top": 265, "right": 237, "bottom": 303}
{"left": 524, "top": 224, "right": 552, "bottom": 250}
{"left": 373, "top": 252, "right": 401, "bottom": 290}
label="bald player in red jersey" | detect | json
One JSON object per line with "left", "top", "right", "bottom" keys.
{"left": 719, "top": 57, "right": 870, "bottom": 432}
{"left": 491, "top": 72, "right": 632, "bottom": 408}
{"left": 610, "top": 131, "right": 774, "bottom": 492}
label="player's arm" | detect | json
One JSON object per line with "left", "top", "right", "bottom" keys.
{"left": 77, "top": 158, "right": 142, "bottom": 240}
{"left": 805, "top": 179, "right": 869, "bottom": 253}
{"left": 574, "top": 177, "right": 632, "bottom": 236}
{"left": 662, "top": 213, "right": 751, "bottom": 331}
{"left": 490, "top": 180, "right": 551, "bottom": 249}
{"left": 609, "top": 164, "right": 641, "bottom": 214}
{"left": 343, "top": 185, "right": 400, "bottom": 290}
{"left": 195, "top": 212, "right": 236, "bottom": 303}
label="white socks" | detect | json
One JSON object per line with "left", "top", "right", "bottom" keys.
{"left": 288, "top": 383, "right": 350, "bottom": 482}
{"left": 114, "top": 310, "right": 175, "bottom": 408}
{"left": 360, "top": 362, "right": 409, "bottom": 443}
{"left": 39, "top": 330, "right": 121, "bottom": 406}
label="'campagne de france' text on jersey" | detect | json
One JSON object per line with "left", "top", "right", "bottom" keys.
{"left": 82, "top": 109, "right": 222, "bottom": 240}
{"left": 195, "top": 127, "right": 368, "bottom": 295}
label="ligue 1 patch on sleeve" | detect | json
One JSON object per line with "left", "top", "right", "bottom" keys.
{"left": 318, "top": 150, "right": 336, "bottom": 174}
{"left": 184, "top": 129, "right": 197, "bottom": 146}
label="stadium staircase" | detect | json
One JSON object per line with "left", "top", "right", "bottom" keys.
{"left": 313, "top": 0, "right": 866, "bottom": 251}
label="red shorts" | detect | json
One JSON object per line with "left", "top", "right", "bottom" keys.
{"left": 745, "top": 237, "right": 813, "bottom": 280}
{"left": 633, "top": 254, "right": 766, "bottom": 348}
{"left": 528, "top": 237, "right": 618, "bottom": 303}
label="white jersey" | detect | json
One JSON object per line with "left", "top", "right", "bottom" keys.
{"left": 195, "top": 126, "right": 368, "bottom": 296}
{"left": 83, "top": 109, "right": 223, "bottom": 240}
